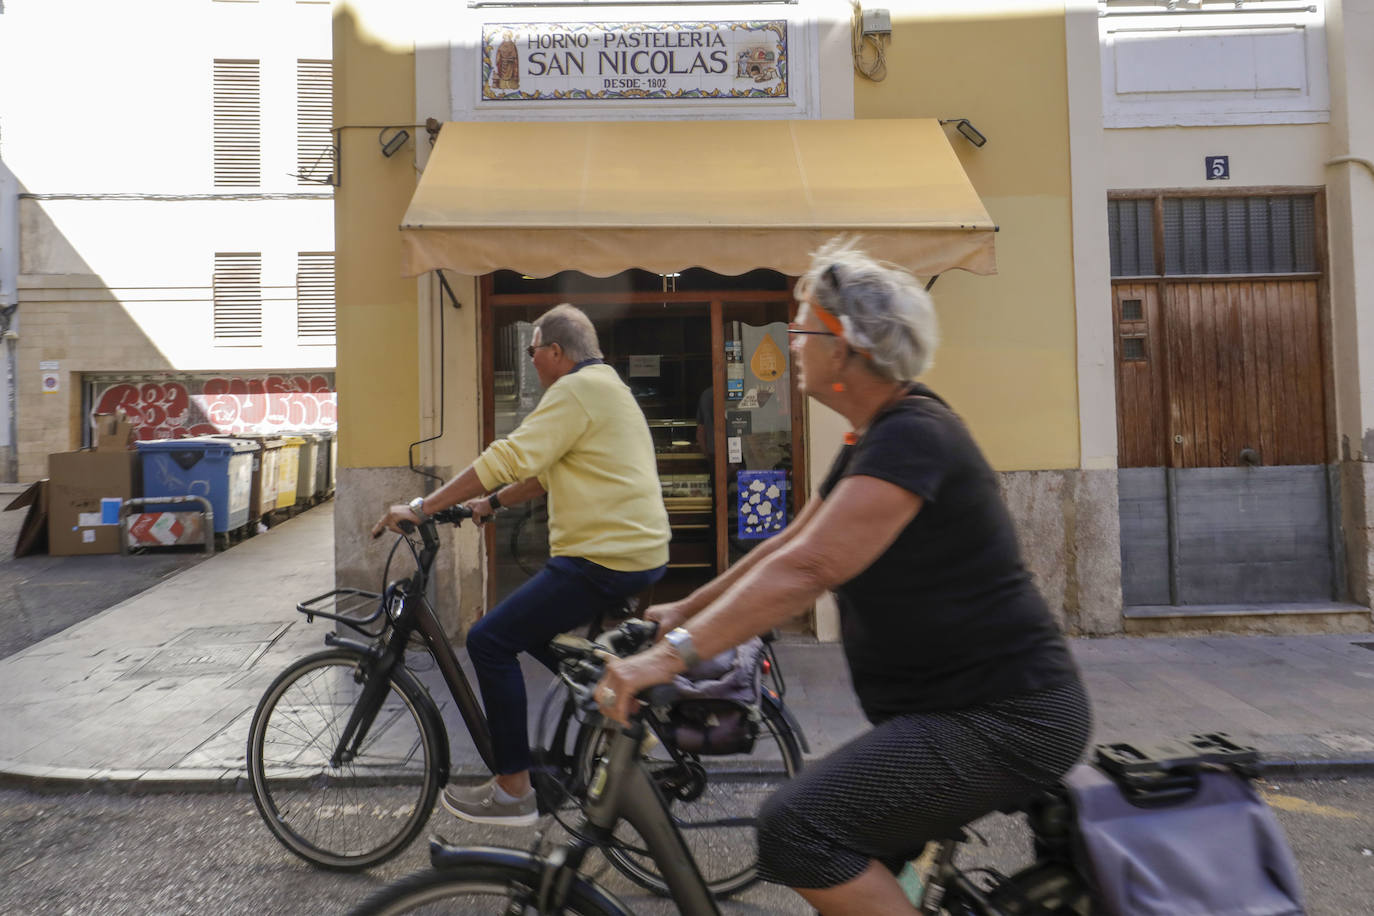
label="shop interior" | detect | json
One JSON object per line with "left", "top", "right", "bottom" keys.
{"left": 482, "top": 268, "right": 808, "bottom": 630}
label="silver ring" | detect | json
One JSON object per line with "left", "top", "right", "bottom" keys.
{"left": 597, "top": 686, "right": 616, "bottom": 706}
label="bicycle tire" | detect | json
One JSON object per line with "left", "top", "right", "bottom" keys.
{"left": 572, "top": 692, "right": 803, "bottom": 898}
{"left": 247, "top": 647, "right": 445, "bottom": 870}
{"left": 349, "top": 861, "right": 627, "bottom": 916}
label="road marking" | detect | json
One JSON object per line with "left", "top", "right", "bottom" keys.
{"left": 1263, "top": 790, "right": 1361, "bottom": 820}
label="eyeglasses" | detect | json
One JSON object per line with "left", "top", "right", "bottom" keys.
{"left": 526, "top": 342, "right": 555, "bottom": 359}
{"left": 787, "top": 325, "right": 836, "bottom": 337}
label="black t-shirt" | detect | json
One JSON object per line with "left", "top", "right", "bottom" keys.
{"left": 819, "top": 383, "right": 1079, "bottom": 722}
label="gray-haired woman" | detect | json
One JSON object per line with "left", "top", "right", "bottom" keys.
{"left": 596, "top": 239, "right": 1092, "bottom": 915}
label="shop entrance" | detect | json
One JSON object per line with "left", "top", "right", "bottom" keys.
{"left": 480, "top": 269, "right": 808, "bottom": 629}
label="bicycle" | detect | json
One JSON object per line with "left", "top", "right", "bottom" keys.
{"left": 348, "top": 620, "right": 732, "bottom": 916}
{"left": 534, "top": 621, "right": 806, "bottom": 898}
{"left": 246, "top": 506, "right": 807, "bottom": 888}
{"left": 350, "top": 622, "right": 1295, "bottom": 916}
{"left": 245, "top": 505, "right": 497, "bottom": 870}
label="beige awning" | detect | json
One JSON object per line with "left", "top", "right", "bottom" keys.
{"left": 400, "top": 119, "right": 996, "bottom": 279}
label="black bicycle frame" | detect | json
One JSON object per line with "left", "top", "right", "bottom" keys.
{"left": 577, "top": 717, "right": 721, "bottom": 916}
{"left": 326, "top": 520, "right": 499, "bottom": 774}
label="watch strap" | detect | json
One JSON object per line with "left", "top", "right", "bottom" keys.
{"left": 665, "top": 627, "right": 700, "bottom": 669}
{"left": 487, "top": 491, "right": 503, "bottom": 511}
{"left": 407, "top": 496, "right": 429, "bottom": 521}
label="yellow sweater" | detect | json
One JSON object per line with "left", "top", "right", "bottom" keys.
{"left": 472, "top": 363, "right": 670, "bottom": 571}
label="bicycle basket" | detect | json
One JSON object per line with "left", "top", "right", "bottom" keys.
{"left": 660, "top": 636, "right": 765, "bottom": 757}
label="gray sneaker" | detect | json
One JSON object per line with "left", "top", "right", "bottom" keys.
{"left": 440, "top": 778, "right": 538, "bottom": 827}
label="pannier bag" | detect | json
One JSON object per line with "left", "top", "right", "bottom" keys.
{"left": 1065, "top": 760, "right": 1306, "bottom": 916}
{"left": 659, "top": 636, "right": 765, "bottom": 756}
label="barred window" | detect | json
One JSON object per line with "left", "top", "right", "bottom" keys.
{"left": 214, "top": 253, "right": 263, "bottom": 340}
{"left": 296, "top": 252, "right": 336, "bottom": 338}
{"left": 1110, "top": 194, "right": 1317, "bottom": 278}
{"left": 296, "top": 59, "right": 333, "bottom": 186}
{"left": 213, "top": 59, "right": 261, "bottom": 187}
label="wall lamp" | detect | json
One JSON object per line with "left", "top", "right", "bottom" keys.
{"left": 940, "top": 118, "right": 988, "bottom": 148}
{"left": 379, "top": 127, "right": 411, "bottom": 158}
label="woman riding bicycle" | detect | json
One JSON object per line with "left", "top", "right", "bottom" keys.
{"left": 596, "top": 239, "right": 1093, "bottom": 916}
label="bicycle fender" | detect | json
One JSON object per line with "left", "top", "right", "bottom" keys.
{"left": 764, "top": 691, "right": 810, "bottom": 755}
{"left": 427, "top": 842, "right": 633, "bottom": 916}
{"left": 319, "top": 637, "right": 453, "bottom": 786}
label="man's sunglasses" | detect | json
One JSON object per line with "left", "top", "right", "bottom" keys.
{"left": 526, "top": 342, "right": 555, "bottom": 358}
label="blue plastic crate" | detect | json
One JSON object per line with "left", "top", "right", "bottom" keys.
{"left": 135, "top": 437, "right": 257, "bottom": 533}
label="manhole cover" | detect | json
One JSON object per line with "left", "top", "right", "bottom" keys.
{"left": 122, "top": 622, "right": 289, "bottom": 678}
{"left": 167, "top": 623, "right": 289, "bottom": 647}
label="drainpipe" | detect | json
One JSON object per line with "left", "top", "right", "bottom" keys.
{"left": 0, "top": 158, "right": 18, "bottom": 483}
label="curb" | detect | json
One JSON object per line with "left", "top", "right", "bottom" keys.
{"left": 4, "top": 755, "right": 1374, "bottom": 796}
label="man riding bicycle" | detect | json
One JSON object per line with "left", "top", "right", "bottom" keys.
{"left": 373, "top": 303, "right": 670, "bottom": 825}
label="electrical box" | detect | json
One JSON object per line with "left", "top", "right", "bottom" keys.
{"left": 862, "top": 8, "right": 891, "bottom": 36}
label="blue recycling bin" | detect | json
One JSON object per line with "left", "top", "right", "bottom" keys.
{"left": 136, "top": 437, "right": 257, "bottom": 534}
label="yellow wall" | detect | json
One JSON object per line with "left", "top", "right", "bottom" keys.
{"left": 856, "top": 2, "right": 1078, "bottom": 470}
{"left": 334, "top": 4, "right": 422, "bottom": 469}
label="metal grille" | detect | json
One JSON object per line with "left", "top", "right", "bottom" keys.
{"left": 1108, "top": 199, "right": 1155, "bottom": 277}
{"left": 1161, "top": 195, "right": 1316, "bottom": 275}
{"left": 296, "top": 252, "right": 335, "bottom": 337}
{"left": 214, "top": 253, "right": 262, "bottom": 339}
{"left": 1121, "top": 336, "right": 1147, "bottom": 361}
{"left": 296, "top": 59, "right": 333, "bottom": 186}
{"left": 214, "top": 59, "right": 261, "bottom": 187}
{"left": 1121, "top": 298, "right": 1144, "bottom": 321}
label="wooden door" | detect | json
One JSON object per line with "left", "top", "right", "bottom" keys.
{"left": 1163, "top": 279, "right": 1324, "bottom": 468}
{"left": 1113, "top": 283, "right": 1167, "bottom": 467}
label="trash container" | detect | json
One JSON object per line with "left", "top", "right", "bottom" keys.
{"left": 293, "top": 433, "right": 320, "bottom": 508}
{"left": 136, "top": 437, "right": 256, "bottom": 534}
{"left": 275, "top": 435, "right": 305, "bottom": 511}
{"left": 307, "top": 431, "right": 330, "bottom": 502}
{"left": 218, "top": 434, "right": 283, "bottom": 529}
{"left": 326, "top": 432, "right": 337, "bottom": 496}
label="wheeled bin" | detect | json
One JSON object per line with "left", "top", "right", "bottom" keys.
{"left": 216, "top": 434, "right": 283, "bottom": 529}
{"left": 305, "top": 431, "right": 330, "bottom": 502}
{"left": 135, "top": 437, "right": 256, "bottom": 534}
{"left": 292, "top": 433, "right": 320, "bottom": 508}
{"left": 275, "top": 435, "right": 305, "bottom": 511}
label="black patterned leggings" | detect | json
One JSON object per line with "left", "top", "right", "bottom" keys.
{"left": 756, "top": 679, "right": 1093, "bottom": 889}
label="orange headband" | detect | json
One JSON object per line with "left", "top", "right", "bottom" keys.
{"left": 810, "top": 302, "right": 871, "bottom": 360}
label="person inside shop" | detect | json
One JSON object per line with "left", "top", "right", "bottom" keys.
{"left": 592, "top": 239, "right": 1093, "bottom": 914}
{"left": 372, "top": 303, "right": 670, "bottom": 826}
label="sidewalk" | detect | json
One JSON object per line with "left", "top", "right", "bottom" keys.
{"left": 2, "top": 499, "right": 1373, "bottom": 792}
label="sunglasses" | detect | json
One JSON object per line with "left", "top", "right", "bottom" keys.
{"left": 526, "top": 342, "right": 555, "bottom": 359}
{"left": 787, "top": 325, "right": 835, "bottom": 338}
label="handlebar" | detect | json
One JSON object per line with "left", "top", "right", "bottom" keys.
{"left": 375, "top": 504, "right": 474, "bottom": 539}
{"left": 551, "top": 618, "right": 672, "bottom": 708}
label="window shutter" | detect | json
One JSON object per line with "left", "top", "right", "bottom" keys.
{"left": 214, "top": 253, "right": 263, "bottom": 339}
{"left": 296, "top": 59, "right": 333, "bottom": 186}
{"left": 296, "top": 252, "right": 335, "bottom": 337}
{"left": 214, "top": 59, "right": 261, "bottom": 187}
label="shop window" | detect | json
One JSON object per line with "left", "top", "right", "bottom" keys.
{"left": 296, "top": 59, "right": 333, "bottom": 186}
{"left": 296, "top": 252, "right": 335, "bottom": 340}
{"left": 213, "top": 59, "right": 261, "bottom": 187}
{"left": 213, "top": 252, "right": 262, "bottom": 341}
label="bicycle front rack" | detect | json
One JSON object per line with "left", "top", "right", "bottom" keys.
{"left": 297, "top": 588, "right": 386, "bottom": 637}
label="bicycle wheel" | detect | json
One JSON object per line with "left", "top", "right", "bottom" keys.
{"left": 349, "top": 862, "right": 626, "bottom": 916}
{"left": 572, "top": 694, "right": 803, "bottom": 898}
{"left": 247, "top": 647, "right": 445, "bottom": 870}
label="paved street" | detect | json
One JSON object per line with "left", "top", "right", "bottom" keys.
{"left": 2, "top": 775, "right": 1372, "bottom": 915}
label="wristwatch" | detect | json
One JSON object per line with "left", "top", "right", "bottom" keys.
{"left": 407, "top": 496, "right": 429, "bottom": 521}
{"left": 664, "top": 627, "right": 700, "bottom": 669}
{"left": 487, "top": 491, "right": 503, "bottom": 511}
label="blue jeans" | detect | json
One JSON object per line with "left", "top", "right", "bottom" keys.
{"left": 466, "top": 556, "right": 666, "bottom": 774}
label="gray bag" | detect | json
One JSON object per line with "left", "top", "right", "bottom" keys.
{"left": 1065, "top": 762, "right": 1305, "bottom": 916}
{"left": 660, "top": 637, "right": 765, "bottom": 756}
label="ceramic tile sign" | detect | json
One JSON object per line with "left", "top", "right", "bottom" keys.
{"left": 481, "top": 21, "right": 787, "bottom": 101}
{"left": 737, "top": 469, "right": 786, "bottom": 540}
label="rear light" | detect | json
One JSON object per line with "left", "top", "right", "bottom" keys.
{"left": 762, "top": 658, "right": 771, "bottom": 674}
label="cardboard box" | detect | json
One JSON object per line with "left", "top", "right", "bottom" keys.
{"left": 127, "top": 511, "right": 206, "bottom": 548}
{"left": 93, "top": 411, "right": 135, "bottom": 451}
{"left": 4, "top": 479, "right": 49, "bottom": 557}
{"left": 47, "top": 450, "right": 140, "bottom": 556}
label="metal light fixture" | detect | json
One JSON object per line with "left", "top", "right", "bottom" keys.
{"left": 379, "top": 127, "right": 410, "bottom": 158}
{"left": 939, "top": 118, "right": 988, "bottom": 148}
